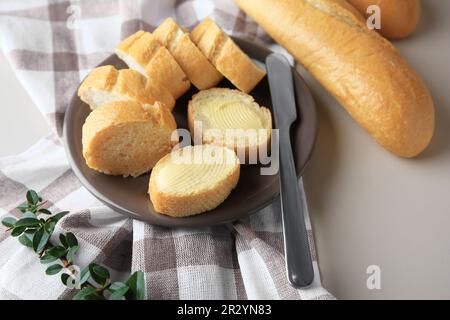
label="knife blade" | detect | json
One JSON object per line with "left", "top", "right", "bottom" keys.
{"left": 266, "top": 53, "right": 314, "bottom": 288}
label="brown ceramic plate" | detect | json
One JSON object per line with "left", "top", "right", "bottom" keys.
{"left": 63, "top": 37, "right": 317, "bottom": 227}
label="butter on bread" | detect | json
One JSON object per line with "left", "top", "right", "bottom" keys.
{"left": 235, "top": 0, "right": 435, "bottom": 157}
{"left": 190, "top": 18, "right": 266, "bottom": 93}
{"left": 78, "top": 65, "right": 175, "bottom": 111}
{"left": 188, "top": 88, "right": 271, "bottom": 161}
{"left": 153, "top": 18, "right": 223, "bottom": 90}
{"left": 115, "top": 31, "right": 190, "bottom": 99}
{"left": 82, "top": 100, "right": 177, "bottom": 177}
{"left": 149, "top": 145, "right": 240, "bottom": 217}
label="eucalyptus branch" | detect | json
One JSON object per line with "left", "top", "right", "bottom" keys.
{"left": 1, "top": 190, "right": 145, "bottom": 300}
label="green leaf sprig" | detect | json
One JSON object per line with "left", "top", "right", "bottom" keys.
{"left": 1, "top": 190, "right": 145, "bottom": 300}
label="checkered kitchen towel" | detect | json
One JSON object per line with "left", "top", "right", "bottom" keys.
{"left": 0, "top": 0, "right": 334, "bottom": 300}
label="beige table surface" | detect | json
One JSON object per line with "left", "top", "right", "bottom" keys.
{"left": 0, "top": 0, "right": 449, "bottom": 299}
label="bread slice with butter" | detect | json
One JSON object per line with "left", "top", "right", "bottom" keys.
{"left": 188, "top": 88, "right": 272, "bottom": 161}
{"left": 149, "top": 145, "right": 240, "bottom": 217}
{"left": 115, "top": 31, "right": 190, "bottom": 99}
{"left": 190, "top": 18, "right": 266, "bottom": 93}
{"left": 82, "top": 100, "right": 177, "bottom": 177}
{"left": 78, "top": 65, "right": 175, "bottom": 111}
{"left": 153, "top": 18, "right": 223, "bottom": 90}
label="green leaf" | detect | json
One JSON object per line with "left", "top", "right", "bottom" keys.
{"left": 26, "top": 190, "right": 39, "bottom": 205}
{"left": 24, "top": 228, "right": 38, "bottom": 234}
{"left": 59, "top": 234, "right": 68, "bottom": 248}
{"left": 125, "top": 271, "right": 145, "bottom": 300}
{"left": 17, "top": 203, "right": 28, "bottom": 213}
{"left": 1, "top": 217, "right": 17, "bottom": 228}
{"left": 73, "top": 287, "right": 103, "bottom": 300}
{"left": 80, "top": 266, "right": 91, "bottom": 285}
{"left": 40, "top": 253, "right": 59, "bottom": 264}
{"left": 38, "top": 208, "right": 52, "bottom": 215}
{"left": 89, "top": 263, "right": 110, "bottom": 286}
{"left": 50, "top": 211, "right": 69, "bottom": 223}
{"left": 11, "top": 226, "right": 26, "bottom": 237}
{"left": 22, "top": 211, "right": 36, "bottom": 219}
{"left": 66, "top": 245, "right": 79, "bottom": 264}
{"left": 18, "top": 234, "right": 33, "bottom": 247}
{"left": 45, "top": 264, "right": 63, "bottom": 275}
{"left": 14, "top": 217, "right": 41, "bottom": 228}
{"left": 108, "top": 282, "right": 129, "bottom": 300}
{"left": 65, "top": 232, "right": 78, "bottom": 248}
{"left": 32, "top": 227, "right": 50, "bottom": 252}
{"left": 44, "top": 221, "right": 56, "bottom": 234}
{"left": 47, "top": 245, "right": 67, "bottom": 258}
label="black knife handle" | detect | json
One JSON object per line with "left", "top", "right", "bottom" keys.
{"left": 279, "top": 127, "right": 314, "bottom": 288}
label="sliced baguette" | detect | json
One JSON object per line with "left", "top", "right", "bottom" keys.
{"left": 190, "top": 18, "right": 266, "bottom": 93}
{"left": 188, "top": 88, "right": 272, "bottom": 161}
{"left": 82, "top": 100, "right": 177, "bottom": 177}
{"left": 78, "top": 65, "right": 175, "bottom": 111}
{"left": 149, "top": 144, "right": 240, "bottom": 217}
{"left": 153, "top": 18, "right": 223, "bottom": 90}
{"left": 115, "top": 31, "right": 190, "bottom": 99}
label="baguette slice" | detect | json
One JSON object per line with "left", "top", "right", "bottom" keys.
{"left": 188, "top": 88, "right": 271, "bottom": 161}
{"left": 78, "top": 65, "right": 175, "bottom": 111}
{"left": 82, "top": 100, "right": 177, "bottom": 177}
{"left": 190, "top": 18, "right": 266, "bottom": 93}
{"left": 115, "top": 31, "right": 190, "bottom": 99}
{"left": 149, "top": 144, "right": 240, "bottom": 217}
{"left": 153, "top": 18, "right": 223, "bottom": 90}
{"left": 235, "top": 0, "right": 435, "bottom": 157}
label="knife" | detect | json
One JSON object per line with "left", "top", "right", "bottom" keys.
{"left": 266, "top": 53, "right": 314, "bottom": 288}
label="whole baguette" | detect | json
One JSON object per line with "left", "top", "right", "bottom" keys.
{"left": 235, "top": 0, "right": 434, "bottom": 157}
{"left": 347, "top": 0, "right": 421, "bottom": 39}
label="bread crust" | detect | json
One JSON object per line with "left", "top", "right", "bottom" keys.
{"left": 82, "top": 101, "right": 177, "bottom": 177}
{"left": 153, "top": 18, "right": 223, "bottom": 90}
{"left": 235, "top": 0, "right": 434, "bottom": 157}
{"left": 191, "top": 18, "right": 266, "bottom": 93}
{"left": 78, "top": 65, "right": 175, "bottom": 110}
{"left": 148, "top": 145, "right": 240, "bottom": 217}
{"left": 115, "top": 31, "right": 190, "bottom": 99}
{"left": 347, "top": 0, "right": 421, "bottom": 39}
{"left": 187, "top": 88, "right": 272, "bottom": 161}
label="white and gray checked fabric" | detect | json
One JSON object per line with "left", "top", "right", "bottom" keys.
{"left": 0, "top": 0, "right": 334, "bottom": 300}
